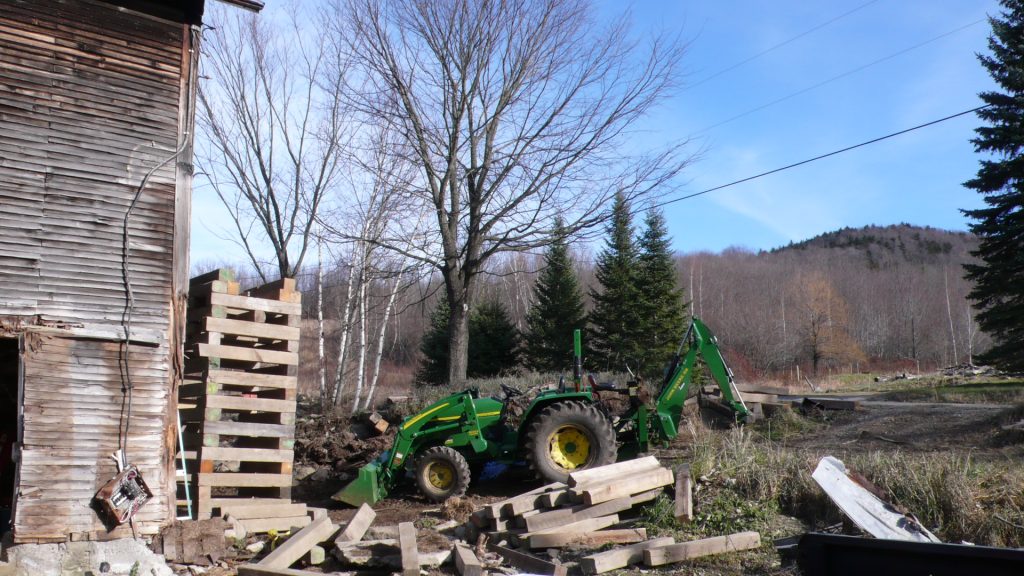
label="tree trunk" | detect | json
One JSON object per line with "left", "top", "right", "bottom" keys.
{"left": 364, "top": 275, "right": 401, "bottom": 411}
{"left": 316, "top": 238, "right": 326, "bottom": 409}
{"left": 331, "top": 245, "right": 362, "bottom": 405}
{"left": 445, "top": 273, "right": 475, "bottom": 385}
{"left": 352, "top": 273, "right": 368, "bottom": 414}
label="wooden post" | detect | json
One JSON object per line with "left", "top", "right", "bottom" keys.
{"left": 674, "top": 463, "right": 693, "bottom": 523}
{"left": 335, "top": 503, "right": 376, "bottom": 544}
{"left": 488, "top": 542, "right": 568, "bottom": 576}
{"left": 453, "top": 543, "right": 482, "bottom": 576}
{"left": 399, "top": 522, "right": 419, "bottom": 576}
{"left": 528, "top": 528, "right": 647, "bottom": 549}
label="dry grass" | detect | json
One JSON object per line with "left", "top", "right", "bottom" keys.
{"left": 673, "top": 415, "right": 1024, "bottom": 547}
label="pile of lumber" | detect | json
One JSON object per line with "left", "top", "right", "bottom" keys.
{"left": 469, "top": 456, "right": 762, "bottom": 574}
{"left": 178, "top": 269, "right": 304, "bottom": 533}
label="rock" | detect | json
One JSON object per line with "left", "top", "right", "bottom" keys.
{"left": 245, "top": 541, "right": 265, "bottom": 554}
{"left": 309, "top": 467, "right": 332, "bottom": 482}
{"left": 294, "top": 465, "right": 317, "bottom": 481}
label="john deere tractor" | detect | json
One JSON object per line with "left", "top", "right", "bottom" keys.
{"left": 334, "top": 316, "right": 749, "bottom": 506}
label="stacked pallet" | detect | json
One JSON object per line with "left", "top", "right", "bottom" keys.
{"left": 178, "top": 269, "right": 306, "bottom": 533}
{"left": 471, "top": 456, "right": 761, "bottom": 575}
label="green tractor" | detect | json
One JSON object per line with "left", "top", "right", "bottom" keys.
{"left": 334, "top": 316, "right": 749, "bottom": 506}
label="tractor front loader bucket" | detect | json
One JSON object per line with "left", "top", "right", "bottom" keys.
{"left": 332, "top": 462, "right": 383, "bottom": 507}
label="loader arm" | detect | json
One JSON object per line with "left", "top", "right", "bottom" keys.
{"left": 652, "top": 316, "right": 750, "bottom": 442}
{"left": 333, "top": 390, "right": 498, "bottom": 506}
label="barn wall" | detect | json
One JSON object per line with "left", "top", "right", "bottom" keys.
{"left": 0, "top": 0, "right": 194, "bottom": 542}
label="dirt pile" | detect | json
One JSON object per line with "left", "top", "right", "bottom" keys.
{"left": 293, "top": 400, "right": 397, "bottom": 474}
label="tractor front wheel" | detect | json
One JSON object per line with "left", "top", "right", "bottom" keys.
{"left": 414, "top": 446, "right": 471, "bottom": 502}
{"left": 525, "top": 401, "right": 617, "bottom": 484}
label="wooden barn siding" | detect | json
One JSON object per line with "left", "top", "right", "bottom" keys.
{"left": 0, "top": 0, "right": 194, "bottom": 541}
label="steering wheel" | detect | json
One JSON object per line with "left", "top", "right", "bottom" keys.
{"left": 500, "top": 383, "right": 523, "bottom": 398}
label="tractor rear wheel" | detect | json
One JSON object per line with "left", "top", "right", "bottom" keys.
{"left": 525, "top": 401, "right": 617, "bottom": 483}
{"left": 414, "top": 446, "right": 472, "bottom": 502}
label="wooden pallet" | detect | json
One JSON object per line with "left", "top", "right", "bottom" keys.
{"left": 177, "top": 269, "right": 302, "bottom": 526}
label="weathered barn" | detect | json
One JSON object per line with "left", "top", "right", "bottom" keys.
{"left": 0, "top": 0, "right": 261, "bottom": 543}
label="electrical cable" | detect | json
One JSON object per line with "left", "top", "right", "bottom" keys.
{"left": 654, "top": 104, "right": 990, "bottom": 209}
{"left": 695, "top": 18, "right": 986, "bottom": 134}
{"left": 690, "top": 0, "right": 881, "bottom": 88}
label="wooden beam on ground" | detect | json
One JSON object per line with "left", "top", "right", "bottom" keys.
{"left": 568, "top": 456, "right": 661, "bottom": 487}
{"left": 258, "top": 516, "right": 338, "bottom": 569}
{"left": 453, "top": 543, "right": 482, "bottom": 576}
{"left": 399, "top": 522, "right": 419, "bottom": 576}
{"left": 643, "top": 532, "right": 762, "bottom": 566}
{"left": 525, "top": 497, "right": 632, "bottom": 533}
{"left": 799, "top": 397, "right": 861, "bottom": 411}
{"left": 486, "top": 482, "right": 565, "bottom": 519}
{"left": 579, "top": 537, "right": 675, "bottom": 574}
{"left": 335, "top": 503, "right": 376, "bottom": 544}
{"left": 528, "top": 514, "right": 619, "bottom": 538}
{"left": 582, "top": 467, "right": 674, "bottom": 505}
{"left": 674, "top": 464, "right": 693, "bottom": 523}
{"left": 528, "top": 528, "right": 648, "bottom": 549}
{"left": 238, "top": 565, "right": 322, "bottom": 576}
{"left": 488, "top": 542, "right": 568, "bottom": 576}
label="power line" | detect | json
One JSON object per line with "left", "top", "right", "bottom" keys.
{"left": 690, "top": 0, "right": 881, "bottom": 88}
{"left": 655, "top": 104, "right": 989, "bottom": 209}
{"left": 696, "top": 18, "right": 986, "bottom": 134}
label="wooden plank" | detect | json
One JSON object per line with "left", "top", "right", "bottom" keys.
{"left": 485, "top": 482, "right": 565, "bottom": 519}
{"left": 529, "top": 514, "right": 619, "bottom": 537}
{"left": 207, "top": 369, "right": 296, "bottom": 389}
{"left": 453, "top": 543, "right": 482, "bottom": 576}
{"left": 205, "top": 316, "right": 300, "bottom": 341}
{"left": 487, "top": 542, "right": 568, "bottom": 576}
{"left": 200, "top": 447, "right": 293, "bottom": 463}
{"left": 643, "top": 531, "right": 761, "bottom": 566}
{"left": 203, "top": 394, "right": 296, "bottom": 414}
{"left": 525, "top": 497, "right": 632, "bottom": 533}
{"left": 198, "top": 343, "right": 298, "bottom": 366}
{"left": 259, "top": 516, "right": 338, "bottom": 569}
{"left": 539, "top": 489, "right": 573, "bottom": 508}
{"left": 237, "top": 516, "right": 311, "bottom": 534}
{"left": 674, "top": 463, "right": 693, "bottom": 523}
{"left": 335, "top": 503, "right": 376, "bottom": 544}
{"left": 529, "top": 528, "right": 648, "bottom": 549}
{"left": 198, "top": 473, "right": 292, "bottom": 487}
{"left": 398, "top": 522, "right": 418, "bottom": 576}
{"left": 203, "top": 420, "right": 294, "bottom": 439}
{"left": 219, "top": 503, "right": 308, "bottom": 520}
{"left": 583, "top": 467, "right": 674, "bottom": 505}
{"left": 210, "top": 292, "right": 301, "bottom": 315}
{"left": 580, "top": 537, "right": 675, "bottom": 575}
{"left": 568, "top": 456, "right": 661, "bottom": 487}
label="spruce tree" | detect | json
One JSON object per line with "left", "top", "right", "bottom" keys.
{"left": 468, "top": 300, "right": 520, "bottom": 378}
{"left": 416, "top": 297, "right": 451, "bottom": 385}
{"left": 636, "top": 209, "right": 686, "bottom": 378}
{"left": 589, "top": 193, "right": 642, "bottom": 371}
{"left": 962, "top": 0, "right": 1024, "bottom": 371}
{"left": 417, "top": 297, "right": 519, "bottom": 384}
{"left": 523, "top": 219, "right": 588, "bottom": 373}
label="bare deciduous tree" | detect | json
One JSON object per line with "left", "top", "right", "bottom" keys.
{"left": 197, "top": 4, "right": 347, "bottom": 281}
{"left": 334, "top": 0, "right": 692, "bottom": 383}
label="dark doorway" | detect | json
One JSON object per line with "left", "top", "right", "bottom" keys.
{"left": 0, "top": 337, "right": 18, "bottom": 536}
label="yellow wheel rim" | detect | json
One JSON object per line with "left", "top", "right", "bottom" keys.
{"left": 426, "top": 461, "right": 455, "bottom": 490}
{"left": 547, "top": 425, "right": 592, "bottom": 470}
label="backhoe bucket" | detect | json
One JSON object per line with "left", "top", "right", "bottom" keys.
{"left": 332, "top": 462, "right": 382, "bottom": 507}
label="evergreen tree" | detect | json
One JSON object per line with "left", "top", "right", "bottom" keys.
{"left": 468, "top": 300, "right": 520, "bottom": 378}
{"left": 589, "top": 192, "right": 643, "bottom": 370}
{"left": 962, "top": 0, "right": 1024, "bottom": 371}
{"left": 416, "top": 297, "right": 520, "bottom": 384}
{"left": 636, "top": 209, "right": 686, "bottom": 378}
{"left": 523, "top": 219, "right": 588, "bottom": 373}
{"left": 416, "top": 297, "right": 451, "bottom": 385}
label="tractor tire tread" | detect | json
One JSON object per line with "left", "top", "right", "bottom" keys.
{"left": 414, "top": 445, "right": 471, "bottom": 502}
{"left": 524, "top": 400, "right": 617, "bottom": 484}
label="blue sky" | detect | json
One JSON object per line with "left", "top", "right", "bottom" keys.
{"left": 189, "top": 0, "right": 999, "bottom": 264}
{"left": 617, "top": 0, "right": 998, "bottom": 253}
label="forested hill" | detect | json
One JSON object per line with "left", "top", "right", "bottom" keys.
{"left": 769, "top": 224, "right": 977, "bottom": 268}
{"left": 676, "top": 224, "right": 985, "bottom": 378}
